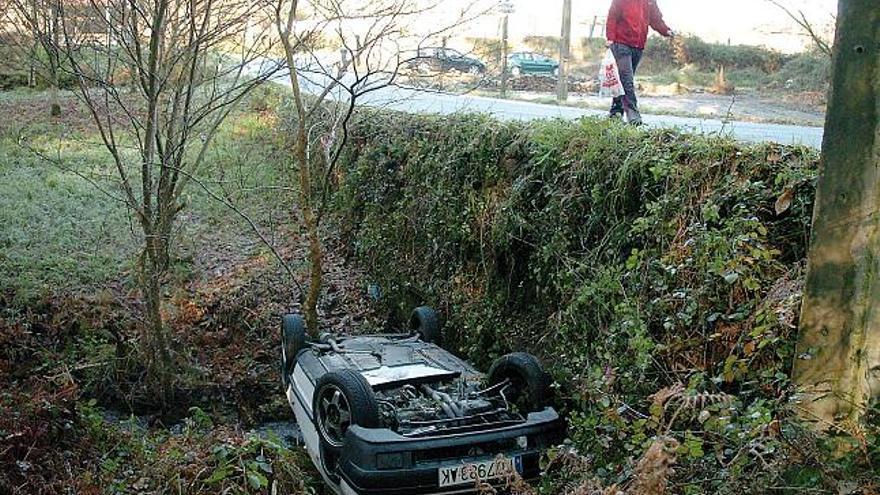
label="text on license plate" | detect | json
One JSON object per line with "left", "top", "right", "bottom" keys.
{"left": 438, "top": 456, "right": 520, "bottom": 487}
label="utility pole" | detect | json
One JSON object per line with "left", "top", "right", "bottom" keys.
{"left": 589, "top": 15, "right": 598, "bottom": 39}
{"left": 793, "top": 0, "right": 879, "bottom": 429}
{"left": 499, "top": 1, "right": 514, "bottom": 98}
{"left": 557, "top": 0, "right": 571, "bottom": 102}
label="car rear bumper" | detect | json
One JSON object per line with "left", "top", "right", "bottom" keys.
{"left": 337, "top": 408, "right": 565, "bottom": 495}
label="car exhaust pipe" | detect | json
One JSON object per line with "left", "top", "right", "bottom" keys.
{"left": 421, "top": 384, "right": 464, "bottom": 418}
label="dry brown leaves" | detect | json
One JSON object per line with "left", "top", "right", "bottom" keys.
{"left": 627, "top": 436, "right": 680, "bottom": 495}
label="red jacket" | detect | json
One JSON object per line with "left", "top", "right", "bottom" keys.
{"left": 606, "top": 0, "right": 671, "bottom": 49}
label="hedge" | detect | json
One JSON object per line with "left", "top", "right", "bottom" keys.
{"left": 328, "top": 112, "right": 879, "bottom": 491}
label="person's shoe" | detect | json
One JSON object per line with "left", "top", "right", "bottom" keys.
{"left": 625, "top": 106, "right": 643, "bottom": 126}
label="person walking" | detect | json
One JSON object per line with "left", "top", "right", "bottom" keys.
{"left": 606, "top": 0, "right": 675, "bottom": 125}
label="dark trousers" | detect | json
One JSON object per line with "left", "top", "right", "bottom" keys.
{"left": 609, "top": 42, "right": 644, "bottom": 115}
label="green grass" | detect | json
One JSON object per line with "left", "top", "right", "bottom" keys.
{"left": 0, "top": 122, "right": 133, "bottom": 302}
{"left": 0, "top": 86, "right": 291, "bottom": 304}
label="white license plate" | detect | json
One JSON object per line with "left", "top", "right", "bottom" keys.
{"left": 437, "top": 456, "right": 519, "bottom": 487}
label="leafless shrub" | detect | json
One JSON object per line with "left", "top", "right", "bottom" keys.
{"left": 272, "top": 0, "right": 494, "bottom": 336}
{"left": 23, "top": 0, "right": 283, "bottom": 401}
{"left": 3, "top": 0, "right": 68, "bottom": 115}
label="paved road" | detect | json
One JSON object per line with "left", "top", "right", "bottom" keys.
{"left": 352, "top": 84, "right": 825, "bottom": 148}
{"left": 256, "top": 60, "right": 824, "bottom": 148}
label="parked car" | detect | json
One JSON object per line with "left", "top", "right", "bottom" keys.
{"left": 507, "top": 52, "right": 559, "bottom": 77}
{"left": 281, "top": 307, "right": 565, "bottom": 495}
{"left": 409, "top": 47, "right": 486, "bottom": 75}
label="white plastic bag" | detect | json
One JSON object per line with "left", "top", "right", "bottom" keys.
{"left": 598, "top": 49, "right": 625, "bottom": 98}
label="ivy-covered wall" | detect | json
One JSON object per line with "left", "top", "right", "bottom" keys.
{"left": 332, "top": 113, "right": 877, "bottom": 491}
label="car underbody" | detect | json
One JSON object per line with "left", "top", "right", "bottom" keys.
{"left": 281, "top": 308, "right": 564, "bottom": 495}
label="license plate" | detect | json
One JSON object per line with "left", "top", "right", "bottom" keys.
{"left": 437, "top": 456, "right": 519, "bottom": 487}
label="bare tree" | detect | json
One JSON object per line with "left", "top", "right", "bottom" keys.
{"left": 766, "top": 0, "right": 833, "bottom": 57}
{"left": 4, "top": 0, "right": 66, "bottom": 115}
{"left": 25, "top": 0, "right": 282, "bottom": 400}
{"left": 273, "top": 0, "right": 491, "bottom": 337}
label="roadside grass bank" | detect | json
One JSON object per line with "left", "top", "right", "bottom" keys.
{"left": 332, "top": 111, "right": 878, "bottom": 493}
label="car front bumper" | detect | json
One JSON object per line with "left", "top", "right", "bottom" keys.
{"left": 337, "top": 408, "right": 565, "bottom": 495}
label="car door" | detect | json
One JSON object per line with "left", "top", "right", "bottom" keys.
{"left": 514, "top": 53, "right": 528, "bottom": 73}
{"left": 538, "top": 55, "right": 553, "bottom": 73}
{"left": 528, "top": 54, "right": 543, "bottom": 73}
{"left": 507, "top": 53, "right": 518, "bottom": 70}
{"left": 430, "top": 48, "right": 445, "bottom": 71}
{"left": 445, "top": 49, "right": 464, "bottom": 71}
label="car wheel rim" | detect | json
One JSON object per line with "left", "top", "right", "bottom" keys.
{"left": 317, "top": 385, "right": 351, "bottom": 448}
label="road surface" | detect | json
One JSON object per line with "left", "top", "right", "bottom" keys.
{"left": 350, "top": 85, "right": 824, "bottom": 148}
{"left": 255, "top": 59, "right": 824, "bottom": 149}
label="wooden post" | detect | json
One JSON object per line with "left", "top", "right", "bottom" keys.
{"left": 501, "top": 13, "right": 509, "bottom": 98}
{"left": 556, "top": 0, "right": 571, "bottom": 102}
{"left": 793, "top": 0, "right": 880, "bottom": 427}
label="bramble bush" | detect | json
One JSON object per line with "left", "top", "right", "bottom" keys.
{"left": 332, "top": 112, "right": 878, "bottom": 492}
{"left": 614, "top": 35, "right": 786, "bottom": 73}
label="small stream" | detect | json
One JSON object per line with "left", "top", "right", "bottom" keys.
{"left": 98, "top": 408, "right": 304, "bottom": 448}
{"left": 251, "top": 420, "right": 303, "bottom": 448}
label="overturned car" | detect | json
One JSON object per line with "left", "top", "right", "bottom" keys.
{"left": 280, "top": 307, "right": 565, "bottom": 495}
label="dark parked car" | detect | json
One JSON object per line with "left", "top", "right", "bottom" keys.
{"left": 507, "top": 52, "right": 559, "bottom": 77}
{"left": 280, "top": 307, "right": 564, "bottom": 495}
{"left": 410, "top": 47, "right": 486, "bottom": 75}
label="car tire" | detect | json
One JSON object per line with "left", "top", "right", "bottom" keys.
{"left": 408, "top": 306, "right": 441, "bottom": 344}
{"left": 313, "top": 370, "right": 380, "bottom": 458}
{"left": 281, "top": 314, "right": 306, "bottom": 386}
{"left": 511, "top": 66, "right": 522, "bottom": 77}
{"left": 488, "top": 352, "right": 551, "bottom": 413}
{"left": 468, "top": 65, "right": 481, "bottom": 75}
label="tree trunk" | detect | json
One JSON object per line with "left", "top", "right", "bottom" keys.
{"left": 49, "top": 0, "right": 61, "bottom": 117}
{"left": 28, "top": 0, "right": 38, "bottom": 88}
{"left": 49, "top": 74, "right": 61, "bottom": 117}
{"left": 140, "top": 224, "right": 175, "bottom": 402}
{"left": 295, "top": 127, "right": 322, "bottom": 338}
{"left": 793, "top": 0, "right": 879, "bottom": 428}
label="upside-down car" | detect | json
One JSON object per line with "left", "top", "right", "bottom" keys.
{"left": 280, "top": 307, "right": 565, "bottom": 494}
